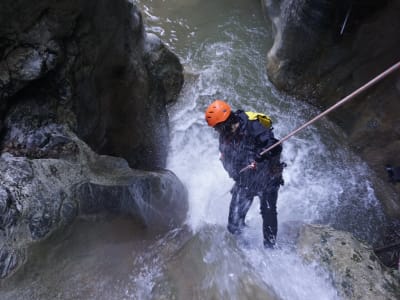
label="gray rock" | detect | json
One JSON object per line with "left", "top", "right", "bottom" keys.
{"left": 0, "top": 132, "right": 188, "bottom": 279}
{"left": 261, "top": 0, "right": 398, "bottom": 100}
{"left": 0, "top": 0, "right": 184, "bottom": 170}
{"left": 261, "top": 0, "right": 400, "bottom": 218}
{"left": 0, "top": 0, "right": 187, "bottom": 280}
{"left": 150, "top": 225, "right": 279, "bottom": 300}
{"left": 297, "top": 224, "right": 400, "bottom": 299}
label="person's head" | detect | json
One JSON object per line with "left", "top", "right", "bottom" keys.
{"left": 205, "top": 100, "right": 232, "bottom": 130}
{"left": 205, "top": 100, "right": 238, "bottom": 133}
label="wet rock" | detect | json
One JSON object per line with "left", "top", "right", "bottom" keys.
{"left": 0, "top": 0, "right": 186, "bottom": 280}
{"left": 262, "top": 0, "right": 338, "bottom": 97}
{"left": 144, "top": 33, "right": 184, "bottom": 105}
{"left": 1, "top": 98, "right": 79, "bottom": 159}
{"left": 6, "top": 46, "right": 57, "bottom": 81}
{"left": 261, "top": 0, "right": 400, "bottom": 218}
{"left": 151, "top": 225, "right": 279, "bottom": 300}
{"left": 261, "top": 0, "right": 396, "bottom": 100}
{"left": 0, "top": 247, "right": 26, "bottom": 279}
{"left": 0, "top": 0, "right": 184, "bottom": 170}
{"left": 0, "top": 133, "right": 188, "bottom": 279}
{"left": 297, "top": 224, "right": 400, "bottom": 299}
{"left": 75, "top": 170, "right": 188, "bottom": 230}
{"left": 0, "top": 187, "right": 9, "bottom": 215}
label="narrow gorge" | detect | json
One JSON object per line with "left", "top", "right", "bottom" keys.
{"left": 0, "top": 0, "right": 399, "bottom": 299}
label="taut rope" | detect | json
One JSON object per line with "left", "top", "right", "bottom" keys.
{"left": 240, "top": 61, "right": 400, "bottom": 173}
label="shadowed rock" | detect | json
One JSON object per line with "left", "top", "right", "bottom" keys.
{"left": 0, "top": 0, "right": 183, "bottom": 170}
{"left": 0, "top": 0, "right": 187, "bottom": 279}
{"left": 261, "top": 0, "right": 400, "bottom": 218}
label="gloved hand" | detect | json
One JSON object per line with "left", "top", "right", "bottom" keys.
{"left": 239, "top": 161, "right": 257, "bottom": 174}
{"left": 249, "top": 161, "right": 257, "bottom": 170}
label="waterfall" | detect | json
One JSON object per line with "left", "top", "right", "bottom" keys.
{"left": 138, "top": 0, "right": 386, "bottom": 299}
{"left": 0, "top": 1, "right": 387, "bottom": 299}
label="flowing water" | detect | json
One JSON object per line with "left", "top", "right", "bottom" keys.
{"left": 0, "top": 0, "right": 388, "bottom": 299}
{"left": 139, "top": 0, "right": 386, "bottom": 298}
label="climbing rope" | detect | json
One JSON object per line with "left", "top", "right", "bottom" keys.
{"left": 240, "top": 61, "right": 400, "bottom": 173}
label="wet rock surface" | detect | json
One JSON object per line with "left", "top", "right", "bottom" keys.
{"left": 0, "top": 0, "right": 187, "bottom": 279}
{"left": 297, "top": 224, "right": 400, "bottom": 300}
{"left": 150, "top": 225, "right": 279, "bottom": 300}
{"left": 261, "top": 0, "right": 400, "bottom": 218}
{"left": 0, "top": 0, "right": 183, "bottom": 170}
{"left": 0, "top": 133, "right": 188, "bottom": 279}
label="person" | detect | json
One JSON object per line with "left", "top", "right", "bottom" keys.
{"left": 205, "top": 99, "right": 285, "bottom": 248}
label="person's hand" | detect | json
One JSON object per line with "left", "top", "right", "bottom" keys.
{"left": 249, "top": 161, "right": 257, "bottom": 170}
{"left": 239, "top": 161, "right": 257, "bottom": 173}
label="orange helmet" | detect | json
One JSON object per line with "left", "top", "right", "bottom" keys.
{"left": 205, "top": 100, "right": 231, "bottom": 127}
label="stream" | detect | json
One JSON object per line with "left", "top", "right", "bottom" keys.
{"left": 0, "top": 0, "right": 387, "bottom": 299}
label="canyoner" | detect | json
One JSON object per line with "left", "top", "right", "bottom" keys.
{"left": 203, "top": 61, "right": 400, "bottom": 249}
{"left": 205, "top": 100, "right": 285, "bottom": 248}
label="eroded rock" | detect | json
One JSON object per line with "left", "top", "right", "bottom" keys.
{"left": 297, "top": 224, "right": 400, "bottom": 299}
{"left": 0, "top": 0, "right": 184, "bottom": 170}
{"left": 0, "top": 0, "right": 187, "bottom": 280}
{"left": 0, "top": 133, "right": 188, "bottom": 279}
{"left": 261, "top": 0, "right": 400, "bottom": 218}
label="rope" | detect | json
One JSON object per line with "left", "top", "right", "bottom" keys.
{"left": 260, "top": 61, "right": 400, "bottom": 157}
{"left": 240, "top": 61, "right": 400, "bottom": 173}
{"left": 340, "top": 3, "right": 353, "bottom": 35}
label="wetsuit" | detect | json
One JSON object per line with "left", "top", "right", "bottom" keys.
{"left": 218, "top": 110, "right": 284, "bottom": 247}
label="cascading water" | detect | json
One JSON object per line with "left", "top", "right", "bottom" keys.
{"left": 0, "top": 1, "right": 388, "bottom": 299}
{"left": 135, "top": 0, "right": 387, "bottom": 299}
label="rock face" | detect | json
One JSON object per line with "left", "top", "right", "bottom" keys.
{"left": 261, "top": 0, "right": 400, "bottom": 217}
{"left": 0, "top": 0, "right": 187, "bottom": 279}
{"left": 0, "top": 0, "right": 183, "bottom": 170}
{"left": 0, "top": 134, "right": 188, "bottom": 279}
{"left": 297, "top": 224, "right": 400, "bottom": 300}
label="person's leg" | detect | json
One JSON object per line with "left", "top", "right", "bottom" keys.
{"left": 259, "top": 188, "right": 278, "bottom": 248}
{"left": 227, "top": 184, "right": 254, "bottom": 235}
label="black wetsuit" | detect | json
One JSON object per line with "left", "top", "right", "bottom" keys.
{"left": 218, "top": 110, "right": 284, "bottom": 247}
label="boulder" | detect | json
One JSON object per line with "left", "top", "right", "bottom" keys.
{"left": 0, "top": 131, "right": 188, "bottom": 279}
{"left": 297, "top": 224, "right": 400, "bottom": 299}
